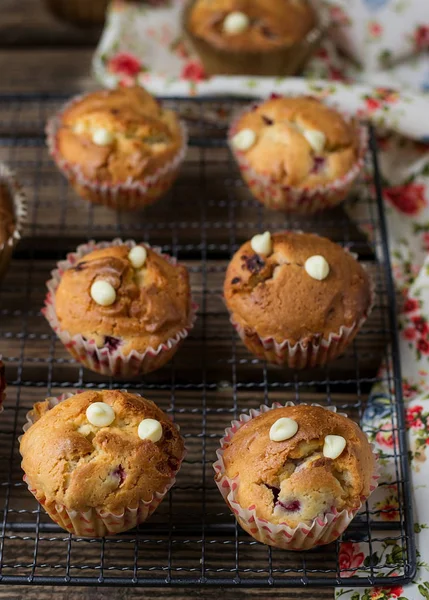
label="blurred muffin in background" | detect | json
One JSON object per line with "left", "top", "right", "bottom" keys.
{"left": 185, "top": 0, "right": 325, "bottom": 76}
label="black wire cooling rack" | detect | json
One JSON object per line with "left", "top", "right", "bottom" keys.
{"left": 0, "top": 93, "right": 416, "bottom": 588}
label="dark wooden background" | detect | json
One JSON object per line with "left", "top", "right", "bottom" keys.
{"left": 0, "top": 1, "right": 335, "bottom": 597}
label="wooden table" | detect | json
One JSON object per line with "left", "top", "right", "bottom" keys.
{"left": 0, "top": 1, "right": 382, "bottom": 597}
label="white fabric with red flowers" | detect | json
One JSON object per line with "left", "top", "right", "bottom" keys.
{"left": 93, "top": 1, "right": 429, "bottom": 598}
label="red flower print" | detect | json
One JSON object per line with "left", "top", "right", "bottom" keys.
{"left": 375, "top": 423, "right": 395, "bottom": 449}
{"left": 403, "top": 297, "right": 419, "bottom": 313}
{"left": 364, "top": 97, "right": 381, "bottom": 113}
{"left": 403, "top": 327, "right": 416, "bottom": 341}
{"left": 107, "top": 52, "right": 141, "bottom": 77}
{"left": 418, "top": 338, "right": 429, "bottom": 354}
{"left": 380, "top": 504, "right": 400, "bottom": 521}
{"left": 338, "top": 542, "right": 365, "bottom": 577}
{"left": 412, "top": 316, "right": 429, "bottom": 335}
{"left": 384, "top": 183, "right": 427, "bottom": 215}
{"left": 414, "top": 25, "right": 429, "bottom": 50}
{"left": 370, "top": 583, "right": 403, "bottom": 599}
{"left": 423, "top": 232, "right": 429, "bottom": 251}
{"left": 330, "top": 5, "right": 351, "bottom": 26}
{"left": 368, "top": 20, "right": 383, "bottom": 38}
{"left": 181, "top": 60, "right": 207, "bottom": 82}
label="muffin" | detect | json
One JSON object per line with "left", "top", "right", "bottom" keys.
{"left": 20, "top": 390, "right": 185, "bottom": 536}
{"left": 44, "top": 0, "right": 109, "bottom": 26}
{"left": 214, "top": 403, "right": 378, "bottom": 550}
{"left": 185, "top": 0, "right": 324, "bottom": 76}
{"left": 46, "top": 86, "right": 187, "bottom": 211}
{"left": 43, "top": 239, "right": 196, "bottom": 377}
{"left": 224, "top": 231, "right": 372, "bottom": 369}
{"left": 0, "top": 357, "right": 6, "bottom": 410}
{"left": 229, "top": 95, "right": 367, "bottom": 214}
{"left": 0, "top": 163, "right": 26, "bottom": 280}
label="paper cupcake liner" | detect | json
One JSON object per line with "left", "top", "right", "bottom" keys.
{"left": 228, "top": 248, "right": 375, "bottom": 369}
{"left": 42, "top": 238, "right": 198, "bottom": 377}
{"left": 228, "top": 100, "right": 368, "bottom": 215}
{"left": 46, "top": 93, "right": 188, "bottom": 211}
{"left": 21, "top": 391, "right": 186, "bottom": 537}
{"left": 0, "top": 162, "right": 27, "bottom": 280}
{"left": 213, "top": 402, "right": 380, "bottom": 551}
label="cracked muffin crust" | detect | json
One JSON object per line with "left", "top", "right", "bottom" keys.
{"left": 20, "top": 390, "right": 185, "bottom": 533}
{"left": 188, "top": 0, "right": 316, "bottom": 53}
{"left": 224, "top": 231, "right": 372, "bottom": 367}
{"left": 229, "top": 95, "right": 365, "bottom": 213}
{"left": 47, "top": 86, "right": 186, "bottom": 210}
{"left": 219, "top": 404, "right": 375, "bottom": 529}
{"left": 232, "top": 96, "right": 359, "bottom": 188}
{"left": 53, "top": 243, "right": 192, "bottom": 366}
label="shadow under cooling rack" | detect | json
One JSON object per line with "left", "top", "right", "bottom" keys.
{"left": 0, "top": 94, "right": 416, "bottom": 588}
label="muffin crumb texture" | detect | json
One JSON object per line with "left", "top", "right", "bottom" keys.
{"left": 221, "top": 405, "right": 374, "bottom": 527}
{"left": 56, "top": 87, "right": 183, "bottom": 184}
{"left": 55, "top": 244, "right": 191, "bottom": 356}
{"left": 224, "top": 231, "right": 371, "bottom": 346}
{"left": 20, "top": 390, "right": 185, "bottom": 514}
{"left": 231, "top": 96, "right": 359, "bottom": 189}
{"left": 189, "top": 0, "right": 316, "bottom": 52}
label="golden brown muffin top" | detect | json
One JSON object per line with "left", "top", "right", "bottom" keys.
{"left": 188, "top": 0, "right": 316, "bottom": 52}
{"left": 230, "top": 96, "right": 360, "bottom": 188}
{"left": 220, "top": 405, "right": 374, "bottom": 527}
{"left": 55, "top": 244, "right": 191, "bottom": 355}
{"left": 55, "top": 87, "right": 183, "bottom": 184}
{"left": 0, "top": 183, "right": 15, "bottom": 247}
{"left": 224, "top": 232, "right": 371, "bottom": 345}
{"left": 20, "top": 390, "right": 185, "bottom": 513}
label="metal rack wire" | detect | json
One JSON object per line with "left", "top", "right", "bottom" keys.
{"left": 0, "top": 93, "right": 416, "bottom": 588}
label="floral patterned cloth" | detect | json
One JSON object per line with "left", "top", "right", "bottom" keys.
{"left": 93, "top": 1, "right": 429, "bottom": 598}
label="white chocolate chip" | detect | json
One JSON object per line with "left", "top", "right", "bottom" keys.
{"left": 128, "top": 245, "right": 147, "bottom": 269}
{"left": 223, "top": 11, "right": 250, "bottom": 35}
{"left": 86, "top": 402, "right": 115, "bottom": 427}
{"left": 92, "top": 128, "right": 114, "bottom": 146}
{"left": 303, "top": 129, "right": 326, "bottom": 154}
{"left": 231, "top": 128, "right": 256, "bottom": 151}
{"left": 90, "top": 280, "right": 117, "bottom": 306}
{"left": 77, "top": 424, "right": 93, "bottom": 436}
{"left": 323, "top": 435, "right": 346, "bottom": 459}
{"left": 304, "top": 255, "right": 330, "bottom": 281}
{"left": 250, "top": 231, "right": 272, "bottom": 256}
{"left": 138, "top": 418, "right": 163, "bottom": 442}
{"left": 269, "top": 417, "right": 299, "bottom": 442}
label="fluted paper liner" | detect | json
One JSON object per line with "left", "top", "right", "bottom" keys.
{"left": 228, "top": 99, "right": 368, "bottom": 215}
{"left": 0, "top": 355, "right": 6, "bottom": 413}
{"left": 20, "top": 392, "right": 186, "bottom": 537}
{"left": 46, "top": 92, "right": 188, "bottom": 211}
{"left": 213, "top": 402, "right": 380, "bottom": 551}
{"left": 228, "top": 249, "right": 375, "bottom": 369}
{"left": 0, "top": 162, "right": 27, "bottom": 280}
{"left": 43, "top": 238, "right": 197, "bottom": 377}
